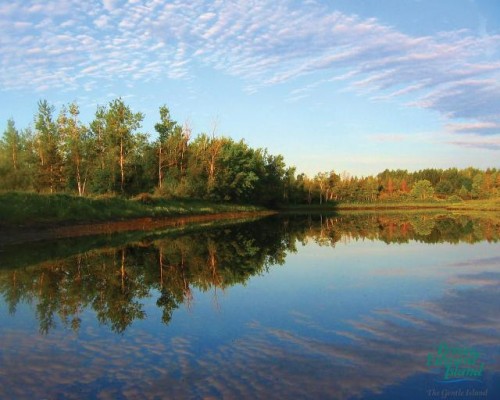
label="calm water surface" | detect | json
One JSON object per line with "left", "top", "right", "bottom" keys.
{"left": 0, "top": 213, "right": 499, "bottom": 399}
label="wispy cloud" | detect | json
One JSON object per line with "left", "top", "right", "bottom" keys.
{"left": 0, "top": 0, "right": 499, "bottom": 137}
{"left": 446, "top": 121, "right": 500, "bottom": 136}
{"left": 446, "top": 134, "right": 500, "bottom": 150}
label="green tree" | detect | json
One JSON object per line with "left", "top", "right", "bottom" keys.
{"left": 88, "top": 105, "right": 112, "bottom": 193}
{"left": 154, "top": 105, "right": 178, "bottom": 190}
{"left": 315, "top": 172, "right": 329, "bottom": 204}
{"left": 126, "top": 132, "right": 155, "bottom": 194}
{"left": 361, "top": 176, "right": 379, "bottom": 202}
{"left": 89, "top": 106, "right": 107, "bottom": 170}
{"left": 161, "top": 125, "right": 191, "bottom": 194}
{"left": 254, "top": 151, "right": 288, "bottom": 206}
{"left": 459, "top": 185, "right": 470, "bottom": 200}
{"left": 189, "top": 133, "right": 227, "bottom": 196}
{"left": 281, "top": 166, "right": 297, "bottom": 203}
{"left": 103, "top": 98, "right": 144, "bottom": 193}
{"left": 58, "top": 103, "right": 93, "bottom": 196}
{"left": 213, "top": 139, "right": 260, "bottom": 202}
{"left": 0, "top": 119, "right": 23, "bottom": 189}
{"left": 471, "top": 174, "right": 484, "bottom": 199}
{"left": 435, "top": 179, "right": 454, "bottom": 197}
{"left": 34, "top": 100, "right": 64, "bottom": 193}
{"left": 411, "top": 179, "right": 434, "bottom": 200}
{"left": 1, "top": 119, "right": 20, "bottom": 171}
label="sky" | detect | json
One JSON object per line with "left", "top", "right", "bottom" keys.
{"left": 0, "top": 0, "right": 499, "bottom": 176}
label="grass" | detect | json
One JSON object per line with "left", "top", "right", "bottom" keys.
{"left": 445, "top": 198, "right": 500, "bottom": 211}
{"left": 282, "top": 198, "right": 500, "bottom": 212}
{"left": 0, "top": 191, "right": 267, "bottom": 226}
{"left": 1, "top": 192, "right": 498, "bottom": 227}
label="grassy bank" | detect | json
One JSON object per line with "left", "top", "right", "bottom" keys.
{"left": 445, "top": 198, "right": 500, "bottom": 211}
{"left": 0, "top": 215, "right": 267, "bottom": 269}
{"left": 283, "top": 198, "right": 500, "bottom": 212}
{"left": 0, "top": 192, "right": 267, "bottom": 226}
{"left": 1, "top": 192, "right": 498, "bottom": 227}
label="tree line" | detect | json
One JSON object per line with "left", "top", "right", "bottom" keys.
{"left": 0, "top": 99, "right": 293, "bottom": 206}
{"left": 1, "top": 98, "right": 499, "bottom": 205}
{"left": 296, "top": 167, "right": 500, "bottom": 204}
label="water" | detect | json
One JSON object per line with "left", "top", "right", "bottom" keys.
{"left": 0, "top": 212, "right": 499, "bottom": 399}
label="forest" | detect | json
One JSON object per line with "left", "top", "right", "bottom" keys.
{"left": 0, "top": 98, "right": 499, "bottom": 206}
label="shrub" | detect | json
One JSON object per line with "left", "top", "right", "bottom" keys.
{"left": 133, "top": 193, "right": 155, "bottom": 204}
{"left": 447, "top": 195, "right": 463, "bottom": 203}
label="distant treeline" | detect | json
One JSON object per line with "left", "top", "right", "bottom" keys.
{"left": 299, "top": 167, "right": 500, "bottom": 204}
{"left": 0, "top": 99, "right": 498, "bottom": 205}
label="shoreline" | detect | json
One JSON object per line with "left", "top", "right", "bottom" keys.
{"left": 1, "top": 192, "right": 498, "bottom": 245}
{"left": 0, "top": 210, "right": 276, "bottom": 247}
{"left": 281, "top": 199, "right": 500, "bottom": 212}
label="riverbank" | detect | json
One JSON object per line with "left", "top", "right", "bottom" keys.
{"left": 2, "top": 192, "right": 499, "bottom": 227}
{"left": 1, "top": 192, "right": 499, "bottom": 245}
{"left": 283, "top": 198, "right": 500, "bottom": 212}
{"left": 0, "top": 192, "right": 274, "bottom": 245}
{"left": 0, "top": 192, "right": 267, "bottom": 226}
{"left": 0, "top": 211, "right": 274, "bottom": 252}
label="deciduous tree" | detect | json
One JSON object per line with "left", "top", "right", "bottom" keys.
{"left": 58, "top": 103, "right": 93, "bottom": 196}
{"left": 34, "top": 100, "right": 64, "bottom": 193}
{"left": 411, "top": 180, "right": 434, "bottom": 200}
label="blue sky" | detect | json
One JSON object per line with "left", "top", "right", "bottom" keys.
{"left": 0, "top": 0, "right": 499, "bottom": 176}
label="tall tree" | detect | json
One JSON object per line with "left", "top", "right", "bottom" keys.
{"left": 89, "top": 106, "right": 107, "bottom": 171}
{"left": 283, "top": 166, "right": 297, "bottom": 203}
{"left": 1, "top": 119, "right": 20, "bottom": 171}
{"left": 315, "top": 172, "right": 329, "bottom": 204}
{"left": 411, "top": 180, "right": 434, "bottom": 200}
{"left": 58, "top": 103, "right": 93, "bottom": 196}
{"left": 154, "top": 106, "right": 177, "bottom": 189}
{"left": 471, "top": 174, "right": 485, "bottom": 199}
{"left": 104, "top": 98, "right": 144, "bottom": 193}
{"left": 0, "top": 119, "right": 24, "bottom": 190}
{"left": 191, "top": 133, "right": 227, "bottom": 196}
{"left": 34, "top": 100, "right": 64, "bottom": 193}
{"left": 88, "top": 105, "right": 112, "bottom": 193}
{"left": 212, "top": 139, "right": 260, "bottom": 202}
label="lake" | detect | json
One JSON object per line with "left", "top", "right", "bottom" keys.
{"left": 0, "top": 212, "right": 499, "bottom": 399}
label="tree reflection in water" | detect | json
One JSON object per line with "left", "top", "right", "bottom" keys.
{"left": 0, "top": 212, "right": 498, "bottom": 334}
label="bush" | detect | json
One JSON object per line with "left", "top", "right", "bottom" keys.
{"left": 447, "top": 195, "right": 463, "bottom": 203}
{"left": 132, "top": 193, "right": 155, "bottom": 204}
{"left": 92, "top": 192, "right": 119, "bottom": 200}
{"left": 411, "top": 180, "right": 434, "bottom": 200}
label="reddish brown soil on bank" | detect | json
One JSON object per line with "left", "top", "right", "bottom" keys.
{"left": 0, "top": 211, "right": 276, "bottom": 246}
